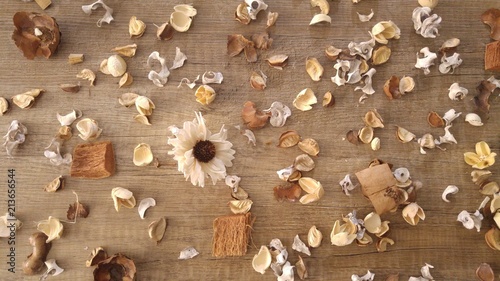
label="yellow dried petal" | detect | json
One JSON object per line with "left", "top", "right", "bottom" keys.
{"left": 476, "top": 141, "right": 491, "bottom": 156}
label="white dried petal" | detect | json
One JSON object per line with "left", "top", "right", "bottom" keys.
{"left": 277, "top": 261, "right": 294, "bottom": 281}
{"left": 421, "top": 263, "right": 434, "bottom": 280}
{"left": 138, "top": 198, "right": 156, "bottom": 219}
{"left": 457, "top": 210, "right": 483, "bottom": 232}
{"left": 346, "top": 60, "right": 362, "bottom": 84}
{"left": 364, "top": 212, "right": 382, "bottom": 234}
{"left": 439, "top": 53, "right": 462, "bottom": 74}
{"left": 40, "top": 259, "right": 64, "bottom": 279}
{"left": 277, "top": 165, "right": 297, "bottom": 181}
{"left": 448, "top": 83, "right": 468, "bottom": 101}
{"left": 82, "top": 0, "right": 114, "bottom": 27}
{"left": 171, "top": 47, "right": 187, "bottom": 70}
{"left": 339, "top": 174, "right": 357, "bottom": 195}
{"left": 355, "top": 68, "right": 377, "bottom": 101}
{"left": 413, "top": 7, "right": 441, "bottom": 38}
{"left": 147, "top": 51, "right": 170, "bottom": 87}
{"left": 439, "top": 125, "right": 457, "bottom": 144}
{"left": 225, "top": 175, "right": 241, "bottom": 192}
{"left": 292, "top": 234, "right": 311, "bottom": 256}
{"left": 76, "top": 118, "right": 102, "bottom": 141}
{"left": 399, "top": 76, "right": 415, "bottom": 94}
{"left": 56, "top": 109, "right": 81, "bottom": 126}
{"left": 393, "top": 167, "right": 410, "bottom": 183}
{"left": 348, "top": 33, "right": 376, "bottom": 60}
{"left": 307, "top": 225, "right": 323, "bottom": 248}
{"left": 442, "top": 108, "right": 462, "bottom": 125}
{"left": 415, "top": 47, "right": 437, "bottom": 75}
{"left": 0, "top": 213, "right": 22, "bottom": 238}
{"left": 331, "top": 60, "right": 350, "bottom": 86}
{"left": 441, "top": 185, "right": 459, "bottom": 202}
{"left": 487, "top": 76, "right": 500, "bottom": 89}
{"left": 37, "top": 216, "right": 63, "bottom": 243}
{"left": 357, "top": 9, "right": 374, "bottom": 22}
{"left": 309, "top": 13, "right": 331, "bottom": 25}
{"left": 3, "top": 120, "right": 27, "bottom": 157}
{"left": 464, "top": 113, "right": 483, "bottom": 126}
{"left": 178, "top": 246, "right": 199, "bottom": 259}
{"left": 111, "top": 187, "right": 136, "bottom": 212}
{"left": 245, "top": 0, "right": 268, "bottom": 20}
{"left": 44, "top": 138, "right": 72, "bottom": 166}
{"left": 371, "top": 21, "right": 400, "bottom": 44}
{"left": 135, "top": 96, "right": 155, "bottom": 116}
{"left": 178, "top": 76, "right": 200, "bottom": 89}
{"left": 351, "top": 270, "right": 375, "bottom": 281}
{"left": 263, "top": 101, "right": 291, "bottom": 127}
{"left": 252, "top": 245, "right": 271, "bottom": 274}
{"left": 202, "top": 71, "right": 223, "bottom": 84}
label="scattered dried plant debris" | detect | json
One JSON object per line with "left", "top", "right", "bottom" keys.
{"left": 242, "top": 101, "right": 271, "bottom": 129}
{"left": 22, "top": 232, "right": 51, "bottom": 275}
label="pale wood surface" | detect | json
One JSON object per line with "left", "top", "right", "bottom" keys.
{"left": 1, "top": 0, "right": 499, "bottom": 280}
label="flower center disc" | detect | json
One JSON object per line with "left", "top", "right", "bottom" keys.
{"left": 193, "top": 140, "right": 216, "bottom": 163}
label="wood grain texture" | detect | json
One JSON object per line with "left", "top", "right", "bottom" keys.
{"left": 1, "top": 0, "right": 499, "bottom": 280}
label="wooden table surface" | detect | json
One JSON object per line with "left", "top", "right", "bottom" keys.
{"left": 1, "top": 0, "right": 499, "bottom": 280}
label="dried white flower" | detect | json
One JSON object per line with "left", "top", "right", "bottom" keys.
{"left": 439, "top": 53, "right": 462, "bottom": 74}
{"left": 351, "top": 270, "right": 375, "bottom": 281}
{"left": 439, "top": 125, "right": 457, "bottom": 144}
{"left": 147, "top": 51, "right": 170, "bottom": 87}
{"left": 415, "top": 47, "right": 437, "bottom": 75}
{"left": 457, "top": 210, "right": 483, "bottom": 232}
{"left": 82, "top": 0, "right": 114, "bottom": 27}
{"left": 331, "top": 60, "right": 350, "bottom": 86}
{"left": 277, "top": 261, "right": 294, "bottom": 281}
{"left": 357, "top": 9, "right": 374, "bottom": 22}
{"left": 57, "top": 109, "right": 81, "bottom": 126}
{"left": 442, "top": 109, "right": 462, "bottom": 126}
{"left": 167, "top": 112, "right": 235, "bottom": 187}
{"left": 264, "top": 101, "right": 291, "bottom": 127}
{"left": 202, "top": 71, "right": 224, "bottom": 84}
{"left": 442, "top": 185, "right": 459, "bottom": 202}
{"left": 44, "top": 138, "right": 72, "bottom": 166}
{"left": 464, "top": 113, "right": 483, "bottom": 126}
{"left": 2, "top": 120, "right": 27, "bottom": 157}
{"left": 348, "top": 32, "right": 376, "bottom": 60}
{"left": 355, "top": 68, "right": 377, "bottom": 103}
{"left": 138, "top": 198, "right": 156, "bottom": 219}
{"left": 39, "top": 259, "right": 64, "bottom": 280}
{"left": 178, "top": 76, "right": 200, "bottom": 89}
{"left": 420, "top": 263, "right": 434, "bottom": 280}
{"left": 171, "top": 47, "right": 187, "bottom": 70}
{"left": 448, "top": 83, "right": 468, "bottom": 101}
{"left": 339, "top": 174, "right": 358, "bottom": 195}
{"left": 413, "top": 7, "right": 441, "bottom": 38}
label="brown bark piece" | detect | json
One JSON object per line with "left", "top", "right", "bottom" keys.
{"left": 485, "top": 41, "right": 500, "bottom": 71}
{"left": 70, "top": 141, "right": 115, "bottom": 179}
{"left": 355, "top": 163, "right": 399, "bottom": 215}
{"left": 212, "top": 213, "right": 254, "bottom": 258}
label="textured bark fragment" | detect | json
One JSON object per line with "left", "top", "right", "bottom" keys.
{"left": 485, "top": 41, "right": 500, "bottom": 71}
{"left": 70, "top": 141, "right": 115, "bottom": 179}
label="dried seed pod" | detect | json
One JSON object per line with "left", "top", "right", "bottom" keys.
{"left": 358, "top": 126, "right": 374, "bottom": 144}
{"left": 133, "top": 143, "right": 153, "bottom": 166}
{"left": 156, "top": 22, "right": 174, "bottom": 40}
{"left": 307, "top": 225, "right": 323, "bottom": 248}
{"left": 325, "top": 46, "right": 342, "bottom": 61}
{"left": 465, "top": 113, "right": 483, "bottom": 126}
{"left": 86, "top": 247, "right": 108, "bottom": 267}
{"left": 135, "top": 96, "right": 155, "bottom": 116}
{"left": 476, "top": 263, "right": 495, "bottom": 281}
{"left": 12, "top": 12, "right": 61, "bottom": 60}
{"left": 195, "top": 85, "right": 216, "bottom": 105}
{"left": 306, "top": 57, "right": 324, "bottom": 81}
{"left": 170, "top": 11, "right": 193, "bottom": 32}
{"left": 76, "top": 69, "right": 96, "bottom": 86}
{"left": 294, "top": 154, "right": 315, "bottom": 172}
{"left": 298, "top": 138, "right": 319, "bottom": 156}
{"left": 399, "top": 76, "right": 415, "bottom": 94}
{"left": 485, "top": 227, "right": 500, "bottom": 250}
{"left": 364, "top": 110, "right": 384, "bottom": 128}
{"left": 427, "top": 111, "right": 445, "bottom": 127}
{"left": 418, "top": 133, "right": 436, "bottom": 154}
{"left": 298, "top": 177, "right": 324, "bottom": 204}
{"left": 293, "top": 88, "right": 317, "bottom": 111}
{"left": 322, "top": 91, "right": 335, "bottom": 107}
{"left": 148, "top": 217, "right": 167, "bottom": 245}
{"left": 402, "top": 202, "right": 425, "bottom": 225}
{"left": 251, "top": 32, "right": 273, "bottom": 50}
{"left": 471, "top": 170, "right": 492, "bottom": 186}
{"left": 371, "top": 20, "right": 401, "bottom": 44}
{"left": 346, "top": 130, "right": 359, "bottom": 145}
{"left": 111, "top": 187, "right": 136, "bottom": 212}
{"left": 59, "top": 84, "right": 80, "bottom": 93}
{"left": 111, "top": 44, "right": 137, "bottom": 57}
{"left": 278, "top": 130, "right": 301, "bottom": 148}
{"left": 252, "top": 246, "right": 271, "bottom": 274}
{"left": 372, "top": 46, "right": 391, "bottom": 65}
{"left": 228, "top": 199, "right": 253, "bottom": 214}
{"left": 227, "top": 34, "right": 250, "bottom": 57}
{"left": 129, "top": 16, "right": 146, "bottom": 38}
{"left": 106, "top": 55, "right": 127, "bottom": 77}
{"left": 440, "top": 38, "right": 460, "bottom": 54}
{"left": 250, "top": 71, "right": 267, "bottom": 90}
{"left": 76, "top": 118, "right": 102, "bottom": 141}
{"left": 93, "top": 254, "right": 136, "bottom": 281}
{"left": 44, "top": 176, "right": 63, "bottom": 192}
{"left": 266, "top": 55, "right": 288, "bottom": 70}
{"left": 242, "top": 101, "right": 270, "bottom": 129}
{"left": 376, "top": 237, "right": 394, "bottom": 252}
{"left": 371, "top": 137, "right": 380, "bottom": 151}
{"left": 119, "top": 73, "right": 133, "bottom": 88}
{"left": 383, "top": 76, "right": 401, "bottom": 99}
{"left": 274, "top": 184, "right": 302, "bottom": 202}
{"left": 36, "top": 216, "right": 63, "bottom": 243}
{"left": 396, "top": 126, "right": 416, "bottom": 143}
{"left": 295, "top": 256, "right": 308, "bottom": 280}
{"left": 480, "top": 182, "right": 500, "bottom": 195}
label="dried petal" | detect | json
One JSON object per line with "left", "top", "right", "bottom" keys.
{"left": 252, "top": 246, "right": 271, "bottom": 274}
{"left": 195, "top": 85, "right": 216, "bottom": 105}
{"left": 228, "top": 199, "right": 253, "bottom": 214}
{"left": 82, "top": 0, "right": 114, "bottom": 27}
{"left": 292, "top": 234, "right": 311, "bottom": 256}
{"left": 111, "top": 187, "right": 136, "bottom": 212}
{"left": 250, "top": 71, "right": 267, "bottom": 90}
{"left": 44, "top": 176, "right": 63, "bottom": 192}
{"left": 242, "top": 101, "right": 270, "bottom": 129}
{"left": 293, "top": 88, "right": 317, "bottom": 111}
{"left": 12, "top": 12, "right": 61, "bottom": 59}
{"left": 266, "top": 55, "right": 288, "bottom": 70}
{"left": 111, "top": 44, "right": 137, "bottom": 57}
{"left": 76, "top": 69, "right": 96, "bottom": 86}
{"left": 59, "top": 84, "right": 80, "bottom": 93}
{"left": 274, "top": 184, "right": 302, "bottom": 202}
{"left": 441, "top": 185, "right": 459, "bottom": 202}
{"left": 138, "top": 198, "right": 156, "bottom": 219}
{"left": 36, "top": 216, "right": 63, "bottom": 243}
{"left": 306, "top": 57, "right": 324, "bottom": 81}
{"left": 298, "top": 138, "right": 319, "bottom": 156}
{"left": 148, "top": 217, "right": 167, "bottom": 244}
{"left": 278, "top": 130, "right": 301, "bottom": 148}
{"left": 129, "top": 16, "right": 146, "bottom": 38}
{"left": 133, "top": 143, "right": 153, "bottom": 166}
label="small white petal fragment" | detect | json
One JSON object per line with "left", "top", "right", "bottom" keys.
{"left": 111, "top": 187, "right": 136, "bottom": 212}
{"left": 442, "top": 185, "right": 459, "bottom": 202}
{"left": 0, "top": 213, "right": 22, "bottom": 238}
{"left": 278, "top": 261, "right": 295, "bottom": 281}
{"left": 147, "top": 51, "right": 170, "bottom": 87}
{"left": 439, "top": 125, "right": 457, "bottom": 144}
{"left": 171, "top": 47, "right": 187, "bottom": 70}
{"left": 293, "top": 88, "right": 317, "bottom": 111}
{"left": 439, "top": 53, "right": 462, "bottom": 74}
{"left": 309, "top": 14, "right": 332, "bottom": 25}
{"left": 339, "top": 174, "right": 358, "bottom": 195}
{"left": 465, "top": 113, "right": 483, "bottom": 126}
{"left": 292, "top": 234, "right": 311, "bottom": 256}
{"left": 263, "top": 101, "right": 291, "bottom": 127}
{"left": 351, "top": 270, "right": 375, "bottom": 281}
{"left": 133, "top": 143, "right": 154, "bottom": 166}
{"left": 40, "top": 259, "right": 64, "bottom": 279}
{"left": 457, "top": 210, "right": 483, "bottom": 232}
{"left": 252, "top": 245, "right": 272, "bottom": 274}
{"left": 138, "top": 197, "right": 156, "bottom": 219}
{"left": 357, "top": 9, "right": 374, "bottom": 22}
{"left": 307, "top": 225, "right": 323, "bottom": 248}
{"left": 178, "top": 246, "right": 199, "bottom": 260}
{"left": 202, "top": 71, "right": 223, "bottom": 84}
{"left": 178, "top": 76, "right": 199, "bottom": 89}
{"left": 57, "top": 110, "right": 81, "bottom": 126}
{"left": 37, "top": 216, "right": 63, "bottom": 243}
{"left": 448, "top": 82, "right": 468, "bottom": 101}
{"left": 421, "top": 263, "right": 435, "bottom": 280}
{"left": 442, "top": 109, "right": 462, "bottom": 126}
{"left": 82, "top": 0, "right": 114, "bottom": 27}
{"left": 415, "top": 47, "right": 437, "bottom": 75}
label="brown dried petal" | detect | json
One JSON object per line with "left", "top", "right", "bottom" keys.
{"left": 427, "top": 111, "right": 445, "bottom": 127}
{"left": 93, "top": 253, "right": 136, "bottom": 281}
{"left": 274, "top": 184, "right": 302, "bottom": 202}
{"left": 244, "top": 43, "right": 258, "bottom": 63}
{"left": 266, "top": 11, "right": 279, "bottom": 28}
{"left": 476, "top": 263, "right": 495, "bottom": 281}
{"left": 346, "top": 130, "right": 359, "bottom": 145}
{"left": 322, "top": 91, "right": 335, "bottom": 107}
{"left": 12, "top": 12, "right": 61, "bottom": 60}
{"left": 251, "top": 32, "right": 273, "bottom": 50}
{"left": 44, "top": 176, "right": 63, "bottom": 192}
{"left": 235, "top": 2, "right": 251, "bottom": 25}
{"left": 250, "top": 71, "right": 267, "bottom": 90}
{"left": 383, "top": 76, "right": 401, "bottom": 99}
{"left": 86, "top": 247, "right": 108, "bottom": 267}
{"left": 156, "top": 22, "right": 174, "bottom": 41}
{"left": 242, "top": 101, "right": 270, "bottom": 129}
{"left": 59, "top": 84, "right": 80, "bottom": 93}
{"left": 325, "top": 45, "right": 342, "bottom": 61}
{"left": 364, "top": 110, "right": 384, "bottom": 128}
{"left": 482, "top": 8, "right": 500, "bottom": 41}
{"left": 474, "top": 80, "right": 495, "bottom": 113}
{"left": 67, "top": 202, "right": 89, "bottom": 221}
{"left": 485, "top": 227, "right": 500, "bottom": 251}
{"left": 266, "top": 55, "right": 288, "bottom": 70}
{"left": 227, "top": 34, "right": 249, "bottom": 57}
{"left": 298, "top": 138, "right": 319, "bottom": 156}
